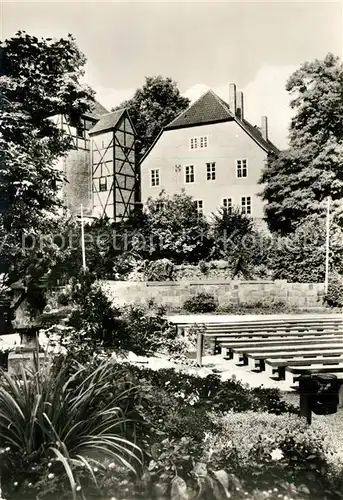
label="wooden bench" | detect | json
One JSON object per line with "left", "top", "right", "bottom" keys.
{"left": 205, "top": 325, "right": 342, "bottom": 354}
{"left": 285, "top": 364, "right": 343, "bottom": 386}
{"left": 215, "top": 332, "right": 342, "bottom": 346}
{"left": 174, "top": 317, "right": 342, "bottom": 336}
{"left": 238, "top": 344, "right": 343, "bottom": 370}
{"left": 220, "top": 334, "right": 343, "bottom": 358}
{"left": 207, "top": 325, "right": 342, "bottom": 334}
{"left": 265, "top": 355, "right": 343, "bottom": 378}
{"left": 169, "top": 316, "right": 343, "bottom": 365}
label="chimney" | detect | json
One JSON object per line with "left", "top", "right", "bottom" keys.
{"left": 236, "top": 91, "right": 244, "bottom": 120}
{"left": 229, "top": 83, "right": 236, "bottom": 115}
{"left": 261, "top": 116, "right": 268, "bottom": 141}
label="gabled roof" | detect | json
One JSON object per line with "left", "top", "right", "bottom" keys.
{"left": 165, "top": 90, "right": 234, "bottom": 130}
{"left": 88, "top": 109, "right": 126, "bottom": 135}
{"left": 148, "top": 89, "right": 279, "bottom": 158}
{"left": 84, "top": 100, "right": 109, "bottom": 120}
{"left": 215, "top": 95, "right": 280, "bottom": 154}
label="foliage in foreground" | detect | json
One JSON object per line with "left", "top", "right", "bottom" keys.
{"left": 49, "top": 272, "right": 184, "bottom": 357}
{"left": 0, "top": 359, "right": 142, "bottom": 500}
{"left": 0, "top": 31, "right": 94, "bottom": 319}
{"left": 1, "top": 353, "right": 343, "bottom": 500}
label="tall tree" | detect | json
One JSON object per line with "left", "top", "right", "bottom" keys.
{"left": 113, "top": 76, "right": 190, "bottom": 157}
{"left": 0, "top": 31, "right": 94, "bottom": 325}
{"left": 260, "top": 54, "right": 343, "bottom": 234}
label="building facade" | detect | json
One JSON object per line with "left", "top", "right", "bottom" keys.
{"left": 140, "top": 84, "right": 279, "bottom": 219}
{"left": 55, "top": 102, "right": 139, "bottom": 221}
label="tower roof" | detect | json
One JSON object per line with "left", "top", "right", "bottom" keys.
{"left": 88, "top": 109, "right": 126, "bottom": 135}
{"left": 84, "top": 100, "right": 109, "bottom": 120}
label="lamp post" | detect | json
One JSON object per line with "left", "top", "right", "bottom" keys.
{"left": 324, "top": 196, "right": 331, "bottom": 295}
{"left": 80, "top": 203, "right": 87, "bottom": 271}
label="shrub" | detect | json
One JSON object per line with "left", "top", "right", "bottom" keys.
{"left": 116, "top": 302, "right": 183, "bottom": 355}
{"left": 54, "top": 281, "right": 182, "bottom": 357}
{"left": 183, "top": 292, "right": 218, "bottom": 313}
{"left": 198, "top": 260, "right": 208, "bottom": 274}
{"left": 67, "top": 273, "right": 123, "bottom": 347}
{"left": 56, "top": 290, "right": 70, "bottom": 306}
{"left": 111, "top": 365, "right": 298, "bottom": 416}
{"left": 0, "top": 358, "right": 142, "bottom": 500}
{"left": 324, "top": 272, "right": 343, "bottom": 308}
{"left": 144, "top": 258, "right": 174, "bottom": 281}
{"left": 208, "top": 411, "right": 343, "bottom": 499}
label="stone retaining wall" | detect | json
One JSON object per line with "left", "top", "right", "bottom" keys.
{"left": 100, "top": 280, "right": 325, "bottom": 309}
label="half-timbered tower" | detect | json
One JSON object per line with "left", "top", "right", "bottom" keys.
{"left": 89, "top": 109, "right": 138, "bottom": 221}
{"left": 55, "top": 101, "right": 109, "bottom": 216}
{"left": 54, "top": 103, "right": 138, "bottom": 221}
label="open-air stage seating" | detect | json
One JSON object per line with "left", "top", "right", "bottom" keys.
{"left": 168, "top": 314, "right": 343, "bottom": 389}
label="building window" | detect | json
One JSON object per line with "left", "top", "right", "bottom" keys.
{"left": 194, "top": 200, "right": 203, "bottom": 215}
{"left": 189, "top": 136, "right": 208, "bottom": 150}
{"left": 190, "top": 137, "right": 198, "bottom": 150}
{"left": 200, "top": 136, "right": 208, "bottom": 148}
{"left": 76, "top": 120, "right": 85, "bottom": 138}
{"left": 99, "top": 177, "right": 107, "bottom": 192}
{"left": 241, "top": 196, "right": 251, "bottom": 215}
{"left": 155, "top": 202, "right": 165, "bottom": 212}
{"left": 236, "top": 159, "right": 248, "bottom": 178}
{"left": 150, "top": 169, "right": 160, "bottom": 187}
{"left": 206, "top": 162, "right": 216, "bottom": 180}
{"left": 185, "top": 165, "right": 195, "bottom": 183}
{"left": 222, "top": 198, "right": 233, "bottom": 213}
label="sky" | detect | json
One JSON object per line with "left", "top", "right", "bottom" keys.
{"left": 0, "top": 0, "right": 342, "bottom": 148}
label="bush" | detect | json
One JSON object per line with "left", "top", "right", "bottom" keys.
{"left": 324, "top": 272, "right": 343, "bottom": 308}
{"left": 144, "top": 258, "right": 174, "bottom": 281}
{"left": 144, "top": 190, "right": 213, "bottom": 264}
{"left": 53, "top": 278, "right": 183, "bottom": 358}
{"left": 183, "top": 292, "right": 218, "bottom": 313}
{"left": 208, "top": 411, "right": 343, "bottom": 499}
{"left": 67, "top": 272, "right": 123, "bottom": 347}
{"left": 198, "top": 260, "right": 208, "bottom": 274}
{"left": 56, "top": 290, "right": 70, "bottom": 306}
{"left": 111, "top": 365, "right": 298, "bottom": 416}
{"left": 116, "top": 302, "right": 183, "bottom": 355}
